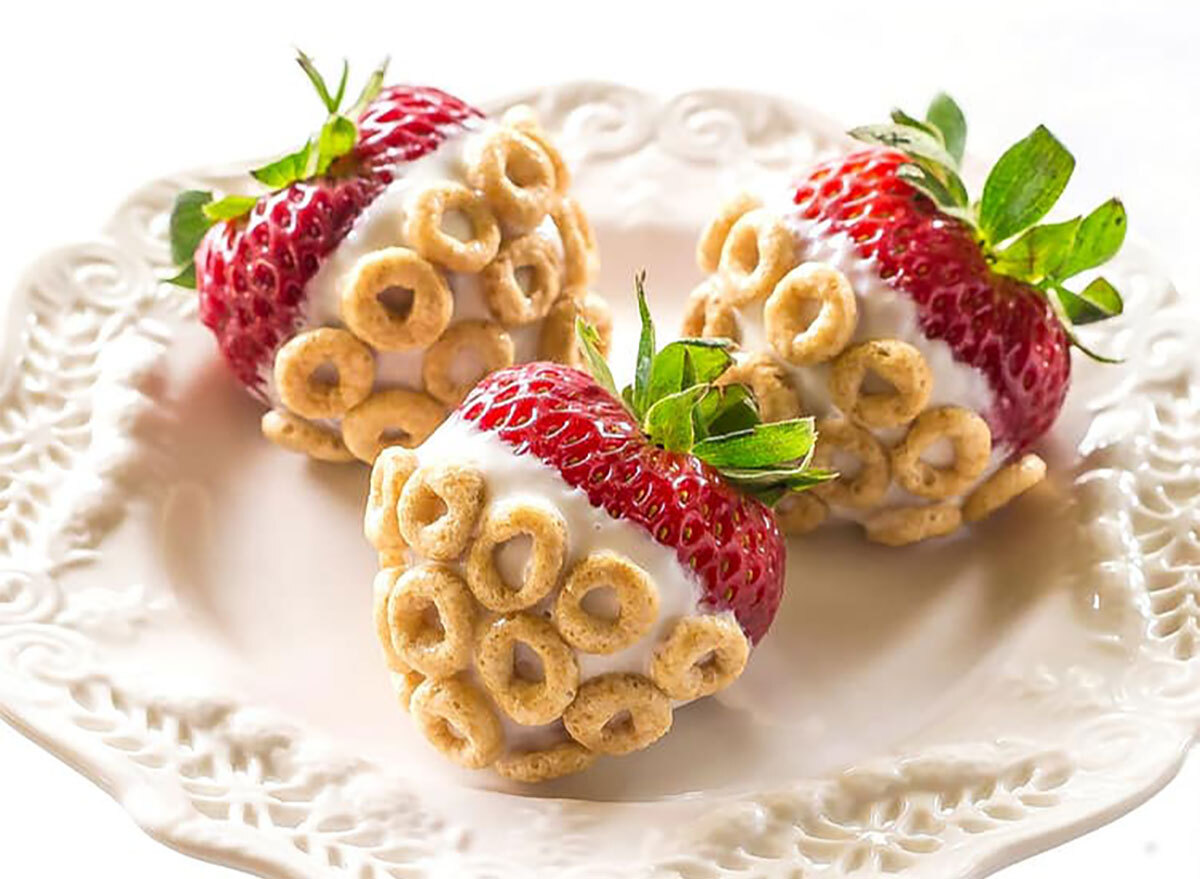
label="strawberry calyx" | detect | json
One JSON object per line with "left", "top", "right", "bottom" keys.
{"left": 850, "top": 95, "right": 1127, "bottom": 361}
{"left": 576, "top": 273, "right": 834, "bottom": 506}
{"left": 166, "top": 51, "right": 388, "bottom": 289}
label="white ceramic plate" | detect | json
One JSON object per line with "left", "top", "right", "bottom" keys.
{"left": 1, "top": 83, "right": 1198, "bottom": 879}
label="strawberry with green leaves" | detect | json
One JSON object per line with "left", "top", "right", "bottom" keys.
{"left": 169, "top": 52, "right": 481, "bottom": 393}
{"left": 802, "top": 94, "right": 1127, "bottom": 450}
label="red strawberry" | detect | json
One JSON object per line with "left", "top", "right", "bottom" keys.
{"left": 791, "top": 97, "right": 1127, "bottom": 451}
{"left": 170, "top": 55, "right": 481, "bottom": 396}
{"left": 455, "top": 278, "right": 831, "bottom": 643}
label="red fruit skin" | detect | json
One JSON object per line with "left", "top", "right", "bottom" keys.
{"left": 457, "top": 362, "right": 787, "bottom": 645}
{"left": 791, "top": 148, "right": 1072, "bottom": 451}
{"left": 194, "top": 87, "right": 483, "bottom": 395}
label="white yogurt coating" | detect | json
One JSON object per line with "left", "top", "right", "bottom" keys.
{"left": 411, "top": 417, "right": 707, "bottom": 750}
{"left": 259, "top": 119, "right": 562, "bottom": 407}
{"left": 737, "top": 206, "right": 1008, "bottom": 521}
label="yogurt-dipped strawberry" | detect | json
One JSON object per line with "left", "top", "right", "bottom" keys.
{"left": 364, "top": 278, "right": 829, "bottom": 782}
{"left": 169, "top": 53, "right": 606, "bottom": 464}
{"left": 690, "top": 94, "right": 1127, "bottom": 544}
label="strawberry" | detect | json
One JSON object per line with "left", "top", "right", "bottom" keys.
{"left": 168, "top": 53, "right": 481, "bottom": 395}
{"left": 366, "top": 279, "right": 830, "bottom": 779}
{"left": 793, "top": 96, "right": 1127, "bottom": 451}
{"left": 456, "top": 277, "right": 830, "bottom": 643}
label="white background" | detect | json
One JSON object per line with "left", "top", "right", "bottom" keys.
{"left": 1, "top": 1, "right": 1198, "bottom": 876}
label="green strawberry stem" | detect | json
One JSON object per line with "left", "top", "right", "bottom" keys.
{"left": 165, "top": 51, "right": 388, "bottom": 289}
{"left": 850, "top": 94, "right": 1127, "bottom": 361}
{"left": 576, "top": 273, "right": 834, "bottom": 506}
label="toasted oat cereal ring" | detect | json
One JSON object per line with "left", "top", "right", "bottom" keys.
{"left": 864, "top": 503, "right": 962, "bottom": 547}
{"left": 551, "top": 196, "right": 598, "bottom": 289}
{"left": 364, "top": 447, "right": 419, "bottom": 561}
{"left": 501, "top": 106, "right": 571, "bottom": 196}
{"left": 717, "top": 209, "right": 795, "bottom": 306}
{"left": 398, "top": 462, "right": 487, "bottom": 560}
{"left": 494, "top": 741, "right": 596, "bottom": 783}
{"left": 410, "top": 675, "right": 503, "bottom": 769}
{"left": 681, "top": 279, "right": 741, "bottom": 342}
{"left": 891, "top": 406, "right": 992, "bottom": 500}
{"left": 386, "top": 564, "right": 476, "bottom": 678}
{"left": 423, "top": 321, "right": 514, "bottom": 407}
{"left": 466, "top": 500, "right": 568, "bottom": 612}
{"left": 341, "top": 389, "right": 445, "bottom": 463}
{"left": 963, "top": 454, "right": 1047, "bottom": 523}
{"left": 716, "top": 353, "right": 803, "bottom": 424}
{"left": 261, "top": 409, "right": 355, "bottom": 463}
{"left": 554, "top": 551, "right": 659, "bottom": 654}
{"left": 404, "top": 182, "right": 501, "bottom": 273}
{"left": 467, "top": 126, "right": 556, "bottom": 233}
{"left": 812, "top": 418, "right": 891, "bottom": 510}
{"left": 775, "top": 491, "right": 828, "bottom": 535}
{"left": 539, "top": 293, "right": 612, "bottom": 366}
{"left": 340, "top": 247, "right": 453, "bottom": 351}
{"left": 476, "top": 613, "right": 580, "bottom": 726}
{"left": 764, "top": 263, "right": 858, "bottom": 366}
{"left": 650, "top": 614, "right": 750, "bottom": 701}
{"left": 373, "top": 567, "right": 410, "bottom": 672}
{"left": 273, "top": 328, "right": 375, "bottom": 420}
{"left": 829, "top": 340, "right": 933, "bottom": 428}
{"left": 390, "top": 668, "right": 424, "bottom": 712}
{"left": 563, "top": 673, "right": 672, "bottom": 755}
{"left": 481, "top": 234, "right": 563, "bottom": 326}
{"left": 697, "top": 192, "right": 763, "bottom": 274}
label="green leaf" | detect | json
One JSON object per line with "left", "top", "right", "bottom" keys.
{"left": 723, "top": 465, "right": 836, "bottom": 488}
{"left": 890, "top": 109, "right": 945, "bottom": 144}
{"left": 164, "top": 263, "right": 197, "bottom": 289}
{"left": 331, "top": 60, "right": 349, "bottom": 112}
{"left": 993, "top": 217, "right": 1081, "bottom": 283}
{"left": 1055, "top": 277, "right": 1123, "bottom": 326}
{"left": 168, "top": 190, "right": 215, "bottom": 267}
{"left": 692, "top": 419, "right": 817, "bottom": 469}
{"left": 896, "top": 163, "right": 965, "bottom": 211}
{"left": 1059, "top": 198, "right": 1127, "bottom": 279}
{"left": 575, "top": 317, "right": 619, "bottom": 398}
{"left": 631, "top": 272, "right": 655, "bottom": 418}
{"left": 645, "top": 340, "right": 733, "bottom": 405}
{"left": 848, "top": 123, "right": 958, "bottom": 172}
{"left": 926, "top": 93, "right": 967, "bottom": 165}
{"left": 693, "top": 384, "right": 758, "bottom": 440}
{"left": 978, "top": 125, "right": 1075, "bottom": 244}
{"left": 315, "top": 115, "right": 357, "bottom": 175}
{"left": 296, "top": 50, "right": 340, "bottom": 113}
{"left": 643, "top": 386, "right": 706, "bottom": 452}
{"left": 251, "top": 141, "right": 314, "bottom": 188}
{"left": 346, "top": 57, "right": 390, "bottom": 119}
{"left": 202, "top": 194, "right": 258, "bottom": 222}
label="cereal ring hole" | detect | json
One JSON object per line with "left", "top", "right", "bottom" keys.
{"left": 514, "top": 265, "right": 537, "bottom": 295}
{"left": 505, "top": 150, "right": 545, "bottom": 188}
{"left": 861, "top": 369, "right": 897, "bottom": 396}
{"left": 728, "top": 228, "right": 760, "bottom": 275}
{"left": 920, "top": 437, "right": 957, "bottom": 469}
{"left": 602, "top": 709, "right": 634, "bottom": 738}
{"left": 579, "top": 585, "right": 620, "bottom": 622}
{"left": 827, "top": 447, "right": 865, "bottom": 480}
{"left": 440, "top": 209, "right": 474, "bottom": 242}
{"left": 494, "top": 535, "right": 534, "bottom": 591}
{"left": 511, "top": 640, "right": 546, "bottom": 683}
{"left": 408, "top": 483, "right": 450, "bottom": 530}
{"left": 377, "top": 285, "right": 416, "bottom": 320}
{"left": 399, "top": 599, "right": 447, "bottom": 649}
{"left": 307, "top": 360, "right": 339, "bottom": 389}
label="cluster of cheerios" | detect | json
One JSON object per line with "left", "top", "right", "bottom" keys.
{"left": 363, "top": 447, "right": 751, "bottom": 782}
{"left": 262, "top": 106, "right": 609, "bottom": 465}
{"left": 689, "top": 193, "right": 1047, "bottom": 546}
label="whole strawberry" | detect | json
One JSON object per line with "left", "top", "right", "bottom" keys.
{"left": 364, "top": 277, "right": 829, "bottom": 782}
{"left": 690, "top": 95, "right": 1126, "bottom": 544}
{"left": 170, "top": 53, "right": 605, "bottom": 465}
